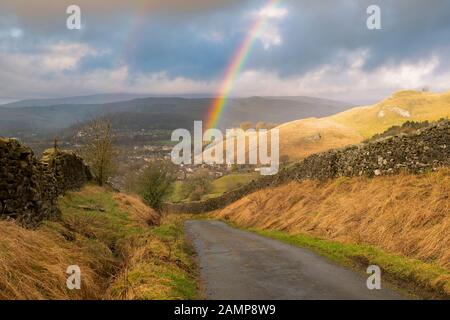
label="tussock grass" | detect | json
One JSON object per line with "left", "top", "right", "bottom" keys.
{"left": 0, "top": 185, "right": 196, "bottom": 300}
{"left": 107, "top": 214, "right": 198, "bottom": 300}
{"left": 213, "top": 169, "right": 450, "bottom": 298}
{"left": 0, "top": 185, "right": 132, "bottom": 299}
{"left": 0, "top": 220, "right": 105, "bottom": 299}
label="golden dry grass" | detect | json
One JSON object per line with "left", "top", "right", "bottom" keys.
{"left": 333, "top": 90, "right": 450, "bottom": 138}
{"left": 0, "top": 221, "right": 105, "bottom": 299}
{"left": 276, "top": 118, "right": 363, "bottom": 160}
{"left": 213, "top": 169, "right": 450, "bottom": 269}
{"left": 272, "top": 90, "right": 450, "bottom": 161}
{"left": 207, "top": 118, "right": 362, "bottom": 163}
{"left": 113, "top": 193, "right": 160, "bottom": 227}
{"left": 0, "top": 186, "right": 161, "bottom": 300}
{"left": 107, "top": 214, "right": 198, "bottom": 300}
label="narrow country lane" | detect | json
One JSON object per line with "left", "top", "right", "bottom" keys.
{"left": 185, "top": 220, "right": 406, "bottom": 300}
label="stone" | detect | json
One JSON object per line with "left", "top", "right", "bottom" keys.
{"left": 0, "top": 140, "right": 92, "bottom": 228}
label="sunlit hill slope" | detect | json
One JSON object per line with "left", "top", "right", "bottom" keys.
{"left": 278, "top": 90, "right": 450, "bottom": 160}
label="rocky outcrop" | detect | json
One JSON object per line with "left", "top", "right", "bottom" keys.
{"left": 168, "top": 119, "right": 450, "bottom": 214}
{"left": 0, "top": 139, "right": 91, "bottom": 227}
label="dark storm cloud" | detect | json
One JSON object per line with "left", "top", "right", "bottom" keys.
{"left": 0, "top": 0, "right": 245, "bottom": 18}
{"left": 245, "top": 0, "right": 450, "bottom": 75}
{"left": 3, "top": 0, "right": 450, "bottom": 76}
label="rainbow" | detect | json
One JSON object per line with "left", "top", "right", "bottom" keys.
{"left": 204, "top": 0, "right": 281, "bottom": 129}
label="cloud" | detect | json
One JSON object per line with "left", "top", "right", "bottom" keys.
{"left": 257, "top": 24, "right": 283, "bottom": 50}
{"left": 0, "top": 42, "right": 104, "bottom": 73}
{"left": 228, "top": 51, "right": 448, "bottom": 104}
{"left": 0, "top": 46, "right": 216, "bottom": 98}
{"left": 253, "top": 4, "right": 288, "bottom": 50}
{"left": 258, "top": 6, "right": 288, "bottom": 19}
{"left": 0, "top": 27, "right": 23, "bottom": 39}
{"left": 41, "top": 43, "right": 104, "bottom": 72}
{"left": 2, "top": 43, "right": 447, "bottom": 104}
{"left": 200, "top": 31, "right": 225, "bottom": 44}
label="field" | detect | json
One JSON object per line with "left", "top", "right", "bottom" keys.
{"left": 170, "top": 173, "right": 258, "bottom": 203}
{"left": 203, "top": 173, "right": 259, "bottom": 199}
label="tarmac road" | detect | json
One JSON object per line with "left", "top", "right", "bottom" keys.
{"left": 185, "top": 220, "right": 405, "bottom": 300}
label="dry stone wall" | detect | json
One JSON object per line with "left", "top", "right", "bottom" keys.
{"left": 168, "top": 120, "right": 450, "bottom": 214}
{"left": 42, "top": 148, "right": 92, "bottom": 192}
{"left": 0, "top": 139, "right": 91, "bottom": 227}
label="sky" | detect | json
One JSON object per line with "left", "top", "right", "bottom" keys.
{"left": 1, "top": 0, "right": 450, "bottom": 104}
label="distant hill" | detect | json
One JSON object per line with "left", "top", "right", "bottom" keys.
{"left": 276, "top": 90, "right": 450, "bottom": 160}
{"left": 0, "top": 94, "right": 152, "bottom": 108}
{"left": 0, "top": 98, "right": 18, "bottom": 105}
{"left": 0, "top": 96, "right": 353, "bottom": 136}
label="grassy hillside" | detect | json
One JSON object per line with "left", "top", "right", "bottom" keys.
{"left": 0, "top": 186, "right": 198, "bottom": 300}
{"left": 277, "top": 118, "right": 363, "bottom": 161}
{"left": 212, "top": 169, "right": 450, "bottom": 298}
{"left": 277, "top": 90, "right": 450, "bottom": 160}
{"left": 332, "top": 90, "right": 450, "bottom": 137}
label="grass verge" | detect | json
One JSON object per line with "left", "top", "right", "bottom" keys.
{"left": 108, "top": 214, "right": 198, "bottom": 300}
{"left": 0, "top": 185, "right": 198, "bottom": 300}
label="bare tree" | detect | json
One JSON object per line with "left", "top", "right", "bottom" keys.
{"left": 80, "top": 119, "right": 117, "bottom": 186}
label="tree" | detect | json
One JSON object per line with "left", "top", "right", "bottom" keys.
{"left": 255, "top": 121, "right": 267, "bottom": 130}
{"left": 137, "top": 161, "right": 176, "bottom": 211}
{"left": 181, "top": 169, "right": 213, "bottom": 201}
{"left": 255, "top": 122, "right": 277, "bottom": 130}
{"left": 265, "top": 122, "right": 278, "bottom": 130}
{"left": 80, "top": 119, "right": 117, "bottom": 186}
{"left": 240, "top": 122, "right": 253, "bottom": 131}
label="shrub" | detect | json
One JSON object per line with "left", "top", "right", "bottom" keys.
{"left": 137, "top": 161, "right": 176, "bottom": 211}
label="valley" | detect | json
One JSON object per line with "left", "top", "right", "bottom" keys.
{"left": 2, "top": 0, "right": 450, "bottom": 307}
{"left": 0, "top": 89, "right": 449, "bottom": 301}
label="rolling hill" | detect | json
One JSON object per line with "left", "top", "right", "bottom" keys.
{"left": 0, "top": 93, "right": 152, "bottom": 108}
{"left": 276, "top": 90, "right": 450, "bottom": 160}
{"left": 208, "top": 90, "right": 450, "bottom": 163}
